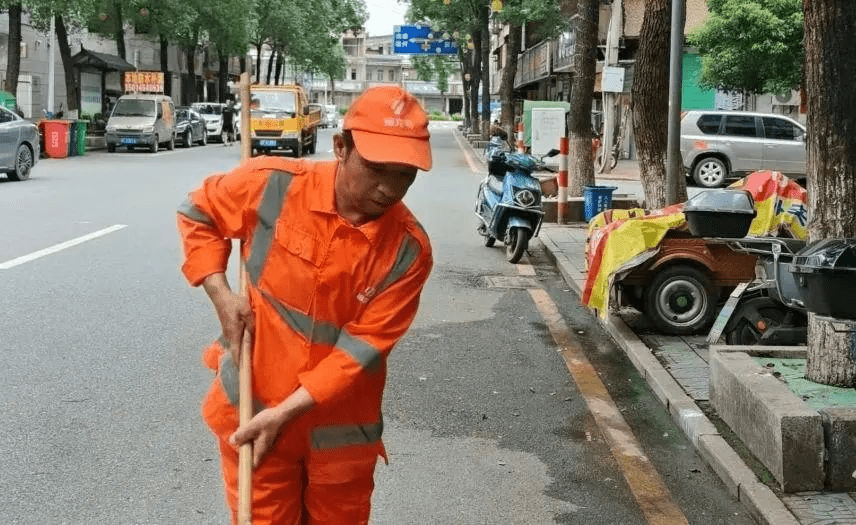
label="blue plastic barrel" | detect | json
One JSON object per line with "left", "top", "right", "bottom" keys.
{"left": 583, "top": 185, "right": 618, "bottom": 222}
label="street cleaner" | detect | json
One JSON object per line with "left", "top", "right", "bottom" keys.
{"left": 177, "top": 84, "right": 433, "bottom": 524}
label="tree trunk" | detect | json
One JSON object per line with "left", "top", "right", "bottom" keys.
{"left": 470, "top": 31, "right": 482, "bottom": 136}
{"left": 4, "top": 4, "right": 22, "bottom": 98}
{"left": 567, "top": 0, "right": 599, "bottom": 196}
{"left": 803, "top": 1, "right": 856, "bottom": 386}
{"left": 255, "top": 43, "right": 263, "bottom": 82}
{"left": 266, "top": 48, "right": 275, "bottom": 85}
{"left": 55, "top": 16, "right": 79, "bottom": 112}
{"left": 184, "top": 47, "right": 197, "bottom": 105}
{"left": 500, "top": 25, "right": 521, "bottom": 140}
{"left": 219, "top": 56, "right": 229, "bottom": 102}
{"left": 240, "top": 55, "right": 247, "bottom": 75}
{"left": 113, "top": 1, "right": 125, "bottom": 60}
{"left": 274, "top": 51, "right": 283, "bottom": 85}
{"left": 160, "top": 37, "right": 171, "bottom": 97}
{"left": 631, "top": 0, "right": 687, "bottom": 209}
{"left": 480, "top": 5, "right": 491, "bottom": 139}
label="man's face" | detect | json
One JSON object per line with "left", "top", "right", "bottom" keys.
{"left": 334, "top": 133, "right": 418, "bottom": 224}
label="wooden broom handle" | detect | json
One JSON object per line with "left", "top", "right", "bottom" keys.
{"left": 237, "top": 71, "right": 253, "bottom": 525}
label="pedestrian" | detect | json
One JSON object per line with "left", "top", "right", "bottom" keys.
{"left": 222, "top": 99, "right": 236, "bottom": 146}
{"left": 177, "top": 84, "right": 434, "bottom": 524}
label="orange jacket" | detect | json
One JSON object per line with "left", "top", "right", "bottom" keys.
{"left": 178, "top": 156, "right": 432, "bottom": 444}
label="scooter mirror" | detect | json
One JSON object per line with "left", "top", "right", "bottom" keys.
{"left": 545, "top": 148, "right": 560, "bottom": 157}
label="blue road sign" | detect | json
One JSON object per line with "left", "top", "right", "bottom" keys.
{"left": 394, "top": 25, "right": 459, "bottom": 55}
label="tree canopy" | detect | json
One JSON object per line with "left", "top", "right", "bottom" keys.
{"left": 688, "top": 0, "right": 803, "bottom": 95}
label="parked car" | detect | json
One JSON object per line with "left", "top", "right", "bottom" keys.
{"left": 322, "top": 104, "right": 338, "bottom": 128}
{"left": 191, "top": 102, "right": 227, "bottom": 142}
{"left": 175, "top": 107, "right": 207, "bottom": 147}
{"left": 105, "top": 93, "right": 176, "bottom": 153}
{"left": 681, "top": 110, "right": 806, "bottom": 188}
{"left": 0, "top": 105, "right": 39, "bottom": 181}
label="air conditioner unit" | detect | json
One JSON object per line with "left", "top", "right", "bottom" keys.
{"left": 773, "top": 90, "right": 800, "bottom": 106}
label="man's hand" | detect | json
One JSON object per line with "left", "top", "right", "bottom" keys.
{"left": 202, "top": 273, "right": 254, "bottom": 362}
{"left": 229, "top": 387, "right": 316, "bottom": 468}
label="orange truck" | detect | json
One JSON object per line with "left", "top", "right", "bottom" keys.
{"left": 249, "top": 84, "right": 321, "bottom": 157}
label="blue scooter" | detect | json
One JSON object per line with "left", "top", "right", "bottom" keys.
{"left": 475, "top": 137, "right": 559, "bottom": 263}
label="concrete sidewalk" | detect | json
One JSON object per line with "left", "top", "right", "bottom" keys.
{"left": 458, "top": 129, "right": 856, "bottom": 524}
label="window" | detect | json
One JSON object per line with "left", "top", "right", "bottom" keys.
{"left": 723, "top": 115, "right": 757, "bottom": 137}
{"left": 351, "top": 69, "right": 357, "bottom": 80}
{"left": 366, "top": 70, "right": 372, "bottom": 81}
{"left": 696, "top": 114, "right": 722, "bottom": 135}
{"left": 762, "top": 117, "right": 802, "bottom": 141}
{"left": 388, "top": 70, "right": 395, "bottom": 82}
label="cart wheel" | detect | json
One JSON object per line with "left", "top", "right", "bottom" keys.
{"left": 644, "top": 265, "right": 718, "bottom": 335}
{"left": 724, "top": 297, "right": 805, "bottom": 345}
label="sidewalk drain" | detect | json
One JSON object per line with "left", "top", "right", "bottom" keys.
{"left": 483, "top": 276, "right": 539, "bottom": 289}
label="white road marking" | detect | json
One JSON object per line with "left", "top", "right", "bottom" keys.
{"left": 0, "top": 224, "right": 128, "bottom": 270}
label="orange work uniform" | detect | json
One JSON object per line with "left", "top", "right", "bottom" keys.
{"left": 177, "top": 156, "right": 433, "bottom": 524}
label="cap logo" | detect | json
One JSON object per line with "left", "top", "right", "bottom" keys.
{"left": 390, "top": 98, "right": 406, "bottom": 116}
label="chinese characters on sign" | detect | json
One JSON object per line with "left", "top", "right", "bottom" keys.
{"left": 124, "top": 71, "right": 164, "bottom": 94}
{"left": 393, "top": 25, "right": 459, "bottom": 55}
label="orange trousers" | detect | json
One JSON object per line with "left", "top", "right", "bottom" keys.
{"left": 216, "top": 435, "right": 378, "bottom": 524}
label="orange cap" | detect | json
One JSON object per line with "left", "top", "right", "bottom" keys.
{"left": 343, "top": 84, "right": 432, "bottom": 171}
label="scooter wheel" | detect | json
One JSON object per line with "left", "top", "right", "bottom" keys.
{"left": 477, "top": 222, "right": 495, "bottom": 247}
{"left": 506, "top": 227, "right": 529, "bottom": 264}
{"left": 644, "top": 265, "right": 718, "bottom": 335}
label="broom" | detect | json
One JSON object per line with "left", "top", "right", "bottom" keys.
{"left": 237, "top": 71, "right": 253, "bottom": 525}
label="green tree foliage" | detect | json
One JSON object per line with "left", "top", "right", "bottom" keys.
{"left": 689, "top": 0, "right": 803, "bottom": 94}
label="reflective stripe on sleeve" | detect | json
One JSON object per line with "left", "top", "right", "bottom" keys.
{"left": 218, "top": 351, "right": 266, "bottom": 413}
{"left": 246, "top": 171, "right": 293, "bottom": 285}
{"left": 177, "top": 197, "right": 214, "bottom": 226}
{"left": 336, "top": 330, "right": 382, "bottom": 372}
{"left": 375, "top": 233, "right": 421, "bottom": 294}
{"left": 311, "top": 420, "right": 383, "bottom": 450}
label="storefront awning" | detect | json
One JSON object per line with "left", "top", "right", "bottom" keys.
{"left": 71, "top": 49, "right": 136, "bottom": 72}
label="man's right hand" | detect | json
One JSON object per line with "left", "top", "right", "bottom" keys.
{"left": 202, "top": 273, "right": 254, "bottom": 362}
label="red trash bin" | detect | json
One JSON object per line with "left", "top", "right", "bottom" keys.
{"left": 42, "top": 120, "right": 71, "bottom": 158}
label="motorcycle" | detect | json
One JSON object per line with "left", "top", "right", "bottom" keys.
{"left": 707, "top": 237, "right": 808, "bottom": 345}
{"left": 475, "top": 136, "right": 559, "bottom": 263}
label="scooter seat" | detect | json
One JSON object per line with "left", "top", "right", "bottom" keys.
{"left": 487, "top": 175, "right": 504, "bottom": 195}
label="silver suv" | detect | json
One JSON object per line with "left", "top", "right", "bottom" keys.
{"left": 680, "top": 110, "right": 806, "bottom": 188}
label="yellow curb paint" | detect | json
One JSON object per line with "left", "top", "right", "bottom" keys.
{"left": 517, "top": 261, "right": 689, "bottom": 525}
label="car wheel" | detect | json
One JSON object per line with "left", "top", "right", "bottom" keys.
{"left": 200, "top": 130, "right": 208, "bottom": 146}
{"left": 183, "top": 130, "right": 192, "bottom": 148}
{"left": 107, "top": 143, "right": 116, "bottom": 153}
{"left": 644, "top": 265, "right": 719, "bottom": 335}
{"left": 8, "top": 144, "right": 33, "bottom": 181}
{"left": 167, "top": 135, "right": 175, "bottom": 151}
{"left": 309, "top": 131, "right": 317, "bottom": 154}
{"left": 505, "top": 227, "right": 529, "bottom": 264}
{"left": 693, "top": 157, "right": 728, "bottom": 188}
{"left": 295, "top": 139, "right": 303, "bottom": 158}
{"left": 151, "top": 135, "right": 159, "bottom": 153}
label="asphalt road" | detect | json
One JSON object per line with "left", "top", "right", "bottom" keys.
{"left": 0, "top": 125, "right": 753, "bottom": 524}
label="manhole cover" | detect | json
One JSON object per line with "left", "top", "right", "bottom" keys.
{"left": 483, "top": 276, "right": 538, "bottom": 289}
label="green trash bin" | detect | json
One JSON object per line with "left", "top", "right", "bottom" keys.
{"left": 76, "top": 120, "right": 88, "bottom": 156}
{"left": 68, "top": 121, "right": 79, "bottom": 157}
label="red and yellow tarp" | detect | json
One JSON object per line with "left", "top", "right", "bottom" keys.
{"left": 582, "top": 171, "right": 808, "bottom": 317}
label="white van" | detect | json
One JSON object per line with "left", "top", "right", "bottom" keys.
{"left": 105, "top": 94, "right": 177, "bottom": 153}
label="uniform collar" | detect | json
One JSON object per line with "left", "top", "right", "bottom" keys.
{"left": 308, "top": 160, "right": 402, "bottom": 243}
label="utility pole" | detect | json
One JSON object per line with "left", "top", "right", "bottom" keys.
{"left": 600, "top": 0, "right": 623, "bottom": 175}
{"left": 665, "top": 0, "right": 684, "bottom": 205}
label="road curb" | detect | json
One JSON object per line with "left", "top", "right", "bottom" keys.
{"left": 536, "top": 233, "right": 798, "bottom": 525}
